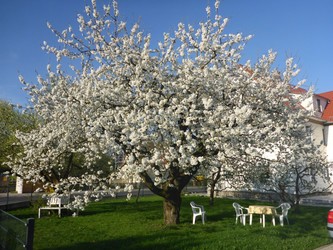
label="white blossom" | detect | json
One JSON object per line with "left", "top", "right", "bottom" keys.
{"left": 7, "top": 0, "right": 324, "bottom": 216}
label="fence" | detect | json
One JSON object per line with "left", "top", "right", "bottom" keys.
{"left": 0, "top": 174, "right": 18, "bottom": 211}
{"left": 0, "top": 210, "right": 34, "bottom": 250}
{"left": 0, "top": 174, "right": 16, "bottom": 193}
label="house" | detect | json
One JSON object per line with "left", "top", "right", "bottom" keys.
{"left": 300, "top": 90, "right": 333, "bottom": 182}
{"left": 213, "top": 87, "right": 333, "bottom": 200}
{"left": 268, "top": 87, "right": 333, "bottom": 191}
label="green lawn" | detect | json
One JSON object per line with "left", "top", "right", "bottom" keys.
{"left": 10, "top": 195, "right": 333, "bottom": 250}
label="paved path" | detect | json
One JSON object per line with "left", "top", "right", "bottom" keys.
{"left": 0, "top": 192, "right": 42, "bottom": 210}
{"left": 316, "top": 244, "right": 333, "bottom": 250}
{"left": 0, "top": 186, "right": 206, "bottom": 210}
{"left": 2, "top": 189, "right": 333, "bottom": 209}
{"left": 300, "top": 194, "right": 333, "bottom": 207}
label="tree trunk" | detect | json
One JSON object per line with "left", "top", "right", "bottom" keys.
{"left": 139, "top": 169, "right": 194, "bottom": 225}
{"left": 163, "top": 195, "right": 181, "bottom": 225}
{"left": 294, "top": 176, "right": 301, "bottom": 212}
{"left": 209, "top": 169, "right": 221, "bottom": 206}
{"left": 278, "top": 183, "right": 287, "bottom": 201}
{"left": 135, "top": 183, "right": 142, "bottom": 203}
{"left": 209, "top": 181, "right": 216, "bottom": 206}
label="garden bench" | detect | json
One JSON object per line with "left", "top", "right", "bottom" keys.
{"left": 38, "top": 196, "right": 71, "bottom": 218}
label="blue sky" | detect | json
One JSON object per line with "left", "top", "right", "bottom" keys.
{"left": 1, "top": 0, "right": 332, "bottom": 105}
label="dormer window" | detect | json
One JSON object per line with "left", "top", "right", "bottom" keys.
{"left": 325, "top": 100, "right": 330, "bottom": 110}
{"left": 317, "top": 99, "right": 322, "bottom": 112}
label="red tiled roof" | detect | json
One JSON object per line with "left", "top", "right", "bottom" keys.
{"left": 290, "top": 86, "right": 308, "bottom": 94}
{"left": 318, "top": 91, "right": 333, "bottom": 121}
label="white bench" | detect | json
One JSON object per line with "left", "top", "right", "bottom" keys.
{"left": 38, "top": 196, "right": 71, "bottom": 218}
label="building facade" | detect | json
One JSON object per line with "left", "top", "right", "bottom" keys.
{"left": 301, "top": 90, "right": 333, "bottom": 182}
{"left": 213, "top": 88, "right": 333, "bottom": 200}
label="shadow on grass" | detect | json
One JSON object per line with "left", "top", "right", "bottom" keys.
{"left": 44, "top": 227, "right": 221, "bottom": 250}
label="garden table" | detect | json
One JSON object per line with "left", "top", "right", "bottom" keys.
{"left": 248, "top": 205, "right": 276, "bottom": 228}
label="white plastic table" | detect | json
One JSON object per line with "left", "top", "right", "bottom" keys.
{"left": 248, "top": 205, "right": 276, "bottom": 228}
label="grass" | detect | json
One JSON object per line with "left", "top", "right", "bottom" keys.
{"left": 9, "top": 195, "right": 333, "bottom": 250}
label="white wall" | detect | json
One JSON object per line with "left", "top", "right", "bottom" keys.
{"left": 310, "top": 121, "right": 325, "bottom": 149}
{"left": 16, "top": 177, "right": 23, "bottom": 194}
{"left": 300, "top": 95, "right": 329, "bottom": 119}
{"left": 301, "top": 96, "right": 315, "bottom": 113}
{"left": 327, "top": 125, "right": 333, "bottom": 162}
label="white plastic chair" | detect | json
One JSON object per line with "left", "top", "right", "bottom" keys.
{"left": 232, "top": 202, "right": 249, "bottom": 225}
{"left": 190, "top": 201, "right": 206, "bottom": 224}
{"left": 275, "top": 203, "right": 291, "bottom": 226}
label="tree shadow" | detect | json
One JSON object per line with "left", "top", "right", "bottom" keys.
{"left": 44, "top": 230, "right": 210, "bottom": 250}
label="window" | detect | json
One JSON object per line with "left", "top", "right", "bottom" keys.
{"left": 305, "top": 125, "right": 312, "bottom": 144}
{"left": 325, "top": 101, "right": 330, "bottom": 110}
{"left": 317, "top": 99, "right": 322, "bottom": 112}
{"left": 329, "top": 163, "right": 333, "bottom": 177}
{"left": 323, "top": 128, "right": 327, "bottom": 146}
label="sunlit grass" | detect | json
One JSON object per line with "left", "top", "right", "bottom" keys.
{"left": 10, "top": 195, "right": 333, "bottom": 250}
